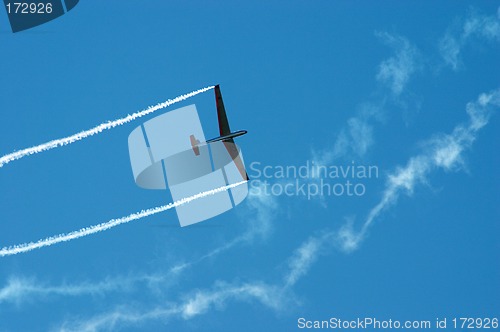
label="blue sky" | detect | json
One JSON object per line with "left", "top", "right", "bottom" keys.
{"left": 0, "top": 2, "right": 499, "bottom": 331}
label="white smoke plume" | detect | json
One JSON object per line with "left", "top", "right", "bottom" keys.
{"left": 0, "top": 86, "right": 213, "bottom": 168}
{"left": 0, "top": 181, "right": 247, "bottom": 257}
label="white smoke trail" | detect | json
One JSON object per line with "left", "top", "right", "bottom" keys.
{"left": 0, "top": 181, "right": 247, "bottom": 257}
{"left": 0, "top": 86, "right": 214, "bottom": 168}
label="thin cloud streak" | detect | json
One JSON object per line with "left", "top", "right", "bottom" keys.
{"left": 283, "top": 232, "right": 330, "bottom": 288}
{"left": 1, "top": 266, "right": 190, "bottom": 306}
{"left": 0, "top": 275, "right": 136, "bottom": 305}
{"left": 58, "top": 282, "right": 286, "bottom": 332}
{"left": 55, "top": 217, "right": 322, "bottom": 332}
{"left": 439, "top": 8, "right": 500, "bottom": 70}
{"left": 58, "top": 250, "right": 297, "bottom": 332}
{"left": 0, "top": 86, "right": 213, "bottom": 168}
{"left": 0, "top": 181, "right": 247, "bottom": 257}
{"left": 376, "top": 32, "right": 420, "bottom": 97}
{"left": 312, "top": 105, "right": 379, "bottom": 165}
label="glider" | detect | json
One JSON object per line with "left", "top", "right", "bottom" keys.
{"left": 128, "top": 85, "right": 249, "bottom": 226}
{"left": 192, "top": 85, "right": 249, "bottom": 180}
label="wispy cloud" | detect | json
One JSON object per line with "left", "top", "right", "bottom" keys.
{"left": 303, "top": 88, "right": 499, "bottom": 256}
{"left": 4, "top": 231, "right": 319, "bottom": 331}
{"left": 58, "top": 281, "right": 287, "bottom": 332}
{"left": 57, "top": 225, "right": 337, "bottom": 331}
{"left": 56, "top": 230, "right": 309, "bottom": 332}
{"left": 439, "top": 8, "right": 500, "bottom": 70}
{"left": 0, "top": 275, "right": 136, "bottom": 305}
{"left": 337, "top": 88, "right": 500, "bottom": 252}
{"left": 0, "top": 181, "right": 247, "bottom": 257}
{"left": 54, "top": 222, "right": 324, "bottom": 331}
{"left": 376, "top": 32, "right": 420, "bottom": 97}
{"left": 283, "top": 232, "right": 331, "bottom": 288}
{"left": 313, "top": 106, "right": 378, "bottom": 164}
{"left": 179, "top": 281, "right": 285, "bottom": 319}
{"left": 312, "top": 32, "right": 418, "bottom": 167}
{"left": 244, "top": 183, "right": 279, "bottom": 240}
{"left": 0, "top": 86, "right": 213, "bottom": 168}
